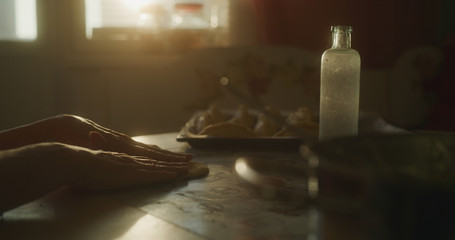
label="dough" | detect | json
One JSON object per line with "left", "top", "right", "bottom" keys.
{"left": 207, "top": 104, "right": 227, "bottom": 123}
{"left": 229, "top": 105, "right": 257, "bottom": 128}
{"left": 185, "top": 161, "right": 209, "bottom": 179}
{"left": 199, "top": 122, "right": 257, "bottom": 138}
{"left": 254, "top": 114, "right": 281, "bottom": 136}
{"left": 286, "top": 107, "right": 316, "bottom": 124}
{"left": 253, "top": 106, "right": 283, "bottom": 136}
{"left": 274, "top": 107, "right": 319, "bottom": 137}
{"left": 194, "top": 104, "right": 228, "bottom": 133}
{"left": 195, "top": 111, "right": 216, "bottom": 133}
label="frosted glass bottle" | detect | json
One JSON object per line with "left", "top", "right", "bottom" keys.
{"left": 319, "top": 26, "right": 361, "bottom": 141}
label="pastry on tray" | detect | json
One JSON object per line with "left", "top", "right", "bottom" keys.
{"left": 254, "top": 106, "right": 283, "bottom": 137}
{"left": 194, "top": 104, "right": 228, "bottom": 133}
{"left": 274, "top": 107, "right": 319, "bottom": 137}
{"left": 192, "top": 104, "right": 319, "bottom": 138}
{"left": 229, "top": 105, "right": 257, "bottom": 129}
{"left": 198, "top": 122, "right": 257, "bottom": 138}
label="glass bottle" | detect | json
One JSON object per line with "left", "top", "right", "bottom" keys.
{"left": 319, "top": 26, "right": 361, "bottom": 141}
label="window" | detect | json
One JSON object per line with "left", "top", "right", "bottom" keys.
{"left": 84, "top": 0, "right": 229, "bottom": 51}
{"left": 0, "top": 0, "right": 37, "bottom": 41}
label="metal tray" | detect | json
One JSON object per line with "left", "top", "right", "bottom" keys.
{"left": 176, "top": 110, "right": 308, "bottom": 150}
{"left": 176, "top": 111, "right": 405, "bottom": 150}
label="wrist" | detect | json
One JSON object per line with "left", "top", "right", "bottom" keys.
{"left": 0, "top": 116, "right": 59, "bottom": 150}
{"left": 0, "top": 142, "right": 77, "bottom": 212}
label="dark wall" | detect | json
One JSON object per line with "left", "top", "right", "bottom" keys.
{"left": 253, "top": 0, "right": 448, "bottom": 68}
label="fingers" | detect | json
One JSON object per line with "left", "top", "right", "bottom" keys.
{"left": 127, "top": 141, "right": 193, "bottom": 162}
{"left": 133, "top": 156, "right": 189, "bottom": 176}
{"left": 120, "top": 154, "right": 189, "bottom": 179}
{"left": 70, "top": 150, "right": 189, "bottom": 190}
{"left": 139, "top": 145, "right": 193, "bottom": 162}
{"left": 85, "top": 118, "right": 133, "bottom": 141}
{"left": 105, "top": 139, "right": 192, "bottom": 163}
{"left": 81, "top": 117, "right": 193, "bottom": 162}
{"left": 100, "top": 152, "right": 188, "bottom": 173}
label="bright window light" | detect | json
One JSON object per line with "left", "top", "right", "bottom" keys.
{"left": 85, "top": 0, "right": 103, "bottom": 39}
{"left": 0, "top": 0, "right": 37, "bottom": 41}
{"left": 15, "top": 0, "right": 37, "bottom": 39}
{"left": 85, "top": 0, "right": 157, "bottom": 40}
{"left": 84, "top": 0, "right": 229, "bottom": 43}
{"left": 123, "top": 0, "right": 158, "bottom": 10}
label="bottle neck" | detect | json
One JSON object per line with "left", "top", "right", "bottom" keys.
{"left": 331, "top": 29, "right": 352, "bottom": 49}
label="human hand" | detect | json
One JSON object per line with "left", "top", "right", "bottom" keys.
{"left": 47, "top": 114, "right": 192, "bottom": 163}
{"left": 0, "top": 142, "right": 193, "bottom": 212}
{"left": 62, "top": 143, "right": 189, "bottom": 190}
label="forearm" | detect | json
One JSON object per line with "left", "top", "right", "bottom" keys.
{"left": 0, "top": 143, "right": 74, "bottom": 213}
{"left": 0, "top": 117, "right": 56, "bottom": 150}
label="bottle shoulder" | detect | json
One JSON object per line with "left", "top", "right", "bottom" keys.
{"left": 322, "top": 48, "right": 360, "bottom": 57}
{"left": 323, "top": 47, "right": 359, "bottom": 53}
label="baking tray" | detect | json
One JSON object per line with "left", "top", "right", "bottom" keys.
{"left": 176, "top": 110, "right": 307, "bottom": 150}
{"left": 177, "top": 132, "right": 305, "bottom": 150}
{"left": 176, "top": 110, "right": 406, "bottom": 150}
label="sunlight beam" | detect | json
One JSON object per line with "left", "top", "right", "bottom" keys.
{"left": 15, "top": 0, "right": 37, "bottom": 40}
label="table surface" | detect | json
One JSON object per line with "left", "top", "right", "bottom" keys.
{"left": 0, "top": 132, "right": 320, "bottom": 240}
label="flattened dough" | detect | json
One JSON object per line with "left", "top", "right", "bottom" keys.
{"left": 185, "top": 161, "right": 209, "bottom": 179}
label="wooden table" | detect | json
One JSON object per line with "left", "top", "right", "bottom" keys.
{"left": 0, "top": 132, "right": 320, "bottom": 240}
